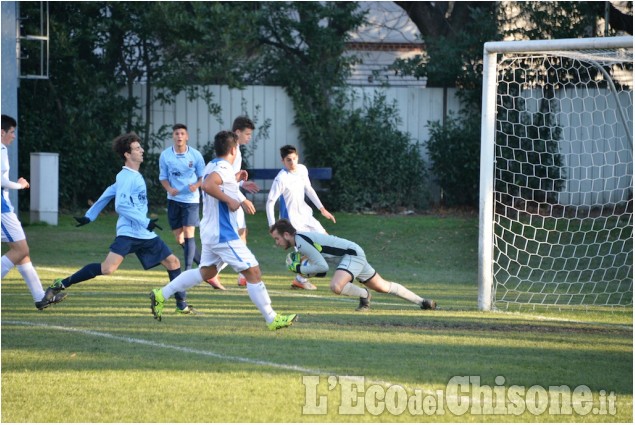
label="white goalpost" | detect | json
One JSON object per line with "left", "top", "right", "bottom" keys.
{"left": 478, "top": 36, "right": 633, "bottom": 311}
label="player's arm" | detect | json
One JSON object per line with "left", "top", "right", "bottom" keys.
{"left": 265, "top": 178, "right": 283, "bottom": 227}
{"left": 304, "top": 176, "right": 336, "bottom": 223}
{"left": 294, "top": 236, "right": 329, "bottom": 277}
{"left": 160, "top": 179, "right": 179, "bottom": 197}
{"left": 201, "top": 171, "right": 243, "bottom": 212}
{"left": 188, "top": 177, "right": 203, "bottom": 193}
{"left": 77, "top": 183, "right": 116, "bottom": 225}
{"left": 0, "top": 147, "right": 27, "bottom": 190}
{"left": 189, "top": 153, "right": 205, "bottom": 192}
{"left": 0, "top": 174, "right": 28, "bottom": 190}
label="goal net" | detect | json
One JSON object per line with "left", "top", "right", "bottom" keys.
{"left": 478, "top": 36, "right": 633, "bottom": 311}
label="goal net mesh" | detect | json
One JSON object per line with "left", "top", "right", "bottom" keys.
{"left": 491, "top": 45, "right": 633, "bottom": 309}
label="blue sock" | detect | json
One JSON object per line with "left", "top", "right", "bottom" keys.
{"left": 183, "top": 237, "right": 197, "bottom": 270}
{"left": 182, "top": 242, "right": 201, "bottom": 266}
{"left": 62, "top": 263, "right": 102, "bottom": 287}
{"left": 169, "top": 268, "right": 188, "bottom": 309}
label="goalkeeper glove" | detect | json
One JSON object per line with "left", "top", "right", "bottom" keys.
{"left": 286, "top": 251, "right": 302, "bottom": 274}
{"left": 74, "top": 216, "right": 91, "bottom": 227}
{"left": 147, "top": 218, "right": 163, "bottom": 231}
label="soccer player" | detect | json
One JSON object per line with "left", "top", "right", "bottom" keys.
{"left": 269, "top": 219, "right": 437, "bottom": 311}
{"left": 1, "top": 114, "right": 66, "bottom": 310}
{"left": 266, "top": 144, "right": 336, "bottom": 290}
{"left": 150, "top": 130, "right": 297, "bottom": 331}
{"left": 41, "top": 132, "right": 196, "bottom": 315}
{"left": 160, "top": 123, "right": 225, "bottom": 290}
{"left": 231, "top": 116, "right": 259, "bottom": 287}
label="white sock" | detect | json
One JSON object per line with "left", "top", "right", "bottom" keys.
{"left": 162, "top": 269, "right": 202, "bottom": 300}
{"left": 388, "top": 282, "right": 423, "bottom": 305}
{"left": 247, "top": 282, "right": 276, "bottom": 323}
{"left": 1, "top": 255, "right": 15, "bottom": 278}
{"left": 339, "top": 282, "right": 369, "bottom": 298}
{"left": 295, "top": 274, "right": 308, "bottom": 283}
{"left": 17, "top": 262, "right": 45, "bottom": 301}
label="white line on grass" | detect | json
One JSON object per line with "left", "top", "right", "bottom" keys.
{"left": 2, "top": 320, "right": 337, "bottom": 376}
{"left": 0, "top": 320, "right": 446, "bottom": 397}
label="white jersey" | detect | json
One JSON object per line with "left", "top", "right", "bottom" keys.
{"left": 266, "top": 164, "right": 325, "bottom": 232}
{"left": 200, "top": 158, "right": 246, "bottom": 244}
{"left": 1, "top": 144, "right": 21, "bottom": 212}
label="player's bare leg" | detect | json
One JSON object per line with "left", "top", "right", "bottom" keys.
{"left": 236, "top": 227, "right": 248, "bottom": 286}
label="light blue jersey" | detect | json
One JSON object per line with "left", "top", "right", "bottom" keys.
{"left": 159, "top": 146, "right": 205, "bottom": 203}
{"left": 85, "top": 183, "right": 116, "bottom": 222}
{"left": 115, "top": 166, "right": 156, "bottom": 240}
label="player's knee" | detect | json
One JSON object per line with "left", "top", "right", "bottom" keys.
{"left": 330, "top": 281, "right": 343, "bottom": 294}
{"left": 243, "top": 267, "right": 261, "bottom": 283}
{"left": 11, "top": 241, "right": 30, "bottom": 260}
{"left": 166, "top": 255, "right": 180, "bottom": 270}
{"left": 200, "top": 265, "right": 216, "bottom": 281}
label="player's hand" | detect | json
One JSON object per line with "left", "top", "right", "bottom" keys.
{"left": 236, "top": 170, "right": 248, "bottom": 182}
{"left": 18, "top": 177, "right": 30, "bottom": 189}
{"left": 147, "top": 218, "right": 163, "bottom": 231}
{"left": 286, "top": 251, "right": 302, "bottom": 273}
{"left": 74, "top": 216, "right": 91, "bottom": 227}
{"left": 241, "top": 199, "right": 256, "bottom": 215}
{"left": 320, "top": 208, "right": 336, "bottom": 223}
{"left": 242, "top": 180, "right": 260, "bottom": 194}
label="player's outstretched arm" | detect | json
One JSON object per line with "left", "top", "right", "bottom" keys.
{"left": 80, "top": 183, "right": 117, "bottom": 224}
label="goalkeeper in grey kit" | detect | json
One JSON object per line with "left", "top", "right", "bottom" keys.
{"left": 269, "top": 219, "right": 437, "bottom": 311}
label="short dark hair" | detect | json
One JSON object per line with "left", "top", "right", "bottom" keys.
{"left": 1, "top": 114, "right": 17, "bottom": 132}
{"left": 214, "top": 130, "right": 238, "bottom": 157}
{"left": 269, "top": 218, "right": 297, "bottom": 236}
{"left": 232, "top": 116, "right": 255, "bottom": 132}
{"left": 280, "top": 145, "right": 297, "bottom": 159}
{"left": 112, "top": 132, "right": 141, "bottom": 161}
{"left": 172, "top": 123, "right": 188, "bottom": 132}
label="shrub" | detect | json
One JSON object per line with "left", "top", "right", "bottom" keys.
{"left": 426, "top": 113, "right": 480, "bottom": 207}
{"left": 300, "top": 92, "right": 430, "bottom": 212}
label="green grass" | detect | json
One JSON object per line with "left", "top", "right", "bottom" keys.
{"left": 1, "top": 212, "right": 632, "bottom": 422}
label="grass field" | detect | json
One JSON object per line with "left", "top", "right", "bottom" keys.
{"left": 1, "top": 211, "right": 632, "bottom": 422}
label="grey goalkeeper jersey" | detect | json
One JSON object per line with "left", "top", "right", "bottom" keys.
{"left": 294, "top": 231, "right": 365, "bottom": 277}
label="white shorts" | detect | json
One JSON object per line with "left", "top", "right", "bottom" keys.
{"left": 335, "top": 251, "right": 376, "bottom": 283}
{"left": 1, "top": 211, "right": 26, "bottom": 243}
{"left": 236, "top": 207, "right": 246, "bottom": 230}
{"left": 200, "top": 239, "right": 259, "bottom": 273}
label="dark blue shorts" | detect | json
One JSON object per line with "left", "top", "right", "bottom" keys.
{"left": 109, "top": 236, "right": 173, "bottom": 270}
{"left": 167, "top": 200, "right": 200, "bottom": 230}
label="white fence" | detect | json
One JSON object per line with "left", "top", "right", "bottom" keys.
{"left": 131, "top": 84, "right": 461, "bottom": 171}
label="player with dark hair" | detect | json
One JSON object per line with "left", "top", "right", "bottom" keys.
{"left": 266, "top": 144, "right": 336, "bottom": 290}
{"left": 41, "top": 132, "right": 196, "bottom": 315}
{"left": 230, "top": 116, "right": 258, "bottom": 287}
{"left": 269, "top": 218, "right": 437, "bottom": 311}
{"left": 1, "top": 114, "right": 66, "bottom": 309}
{"left": 160, "top": 123, "right": 224, "bottom": 290}
{"left": 150, "top": 130, "right": 297, "bottom": 331}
